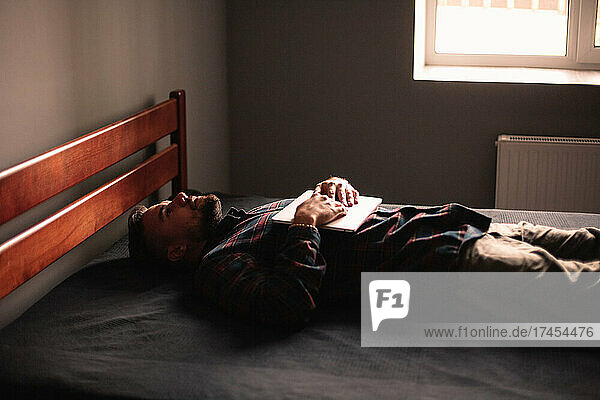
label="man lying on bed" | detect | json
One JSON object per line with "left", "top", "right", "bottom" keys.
{"left": 128, "top": 177, "right": 600, "bottom": 330}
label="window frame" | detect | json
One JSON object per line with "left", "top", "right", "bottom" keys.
{"left": 422, "top": 0, "right": 600, "bottom": 70}
{"left": 576, "top": 0, "right": 600, "bottom": 62}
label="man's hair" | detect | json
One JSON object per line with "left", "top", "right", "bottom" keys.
{"left": 128, "top": 205, "right": 149, "bottom": 263}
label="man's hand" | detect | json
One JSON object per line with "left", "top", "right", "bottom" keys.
{"left": 314, "top": 177, "right": 359, "bottom": 207}
{"left": 292, "top": 194, "right": 347, "bottom": 227}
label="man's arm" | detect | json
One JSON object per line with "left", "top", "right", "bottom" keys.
{"left": 194, "top": 194, "right": 347, "bottom": 330}
{"left": 195, "top": 224, "right": 324, "bottom": 330}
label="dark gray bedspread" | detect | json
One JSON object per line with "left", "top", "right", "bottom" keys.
{"left": 1, "top": 194, "right": 599, "bottom": 399}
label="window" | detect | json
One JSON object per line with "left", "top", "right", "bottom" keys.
{"left": 435, "top": 0, "right": 569, "bottom": 56}
{"left": 417, "top": 0, "right": 600, "bottom": 71}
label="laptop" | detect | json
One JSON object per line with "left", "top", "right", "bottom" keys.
{"left": 272, "top": 190, "right": 382, "bottom": 232}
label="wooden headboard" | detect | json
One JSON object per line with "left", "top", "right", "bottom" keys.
{"left": 0, "top": 90, "right": 187, "bottom": 299}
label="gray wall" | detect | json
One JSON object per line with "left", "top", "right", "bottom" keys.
{"left": 0, "top": 0, "right": 229, "bottom": 327}
{"left": 227, "top": 1, "right": 600, "bottom": 206}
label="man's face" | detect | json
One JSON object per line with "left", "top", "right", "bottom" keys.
{"left": 142, "top": 192, "right": 222, "bottom": 260}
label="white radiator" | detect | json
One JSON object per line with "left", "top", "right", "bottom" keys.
{"left": 495, "top": 134, "right": 600, "bottom": 213}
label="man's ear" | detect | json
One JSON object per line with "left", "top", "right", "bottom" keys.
{"left": 167, "top": 244, "right": 187, "bottom": 262}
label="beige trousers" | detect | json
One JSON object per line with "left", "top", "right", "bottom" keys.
{"left": 457, "top": 222, "right": 600, "bottom": 273}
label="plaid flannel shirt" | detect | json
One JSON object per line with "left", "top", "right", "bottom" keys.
{"left": 194, "top": 200, "right": 491, "bottom": 329}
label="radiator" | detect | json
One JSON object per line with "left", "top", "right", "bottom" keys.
{"left": 495, "top": 134, "right": 600, "bottom": 213}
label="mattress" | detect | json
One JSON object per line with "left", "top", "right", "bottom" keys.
{"left": 1, "top": 193, "right": 599, "bottom": 399}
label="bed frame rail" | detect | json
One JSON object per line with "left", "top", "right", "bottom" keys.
{"left": 0, "top": 90, "right": 187, "bottom": 299}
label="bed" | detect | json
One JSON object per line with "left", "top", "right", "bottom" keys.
{"left": 1, "top": 90, "right": 599, "bottom": 399}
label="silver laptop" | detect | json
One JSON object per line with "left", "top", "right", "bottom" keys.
{"left": 272, "top": 190, "right": 382, "bottom": 232}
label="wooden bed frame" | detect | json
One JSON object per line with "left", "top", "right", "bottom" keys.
{"left": 0, "top": 90, "right": 187, "bottom": 299}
